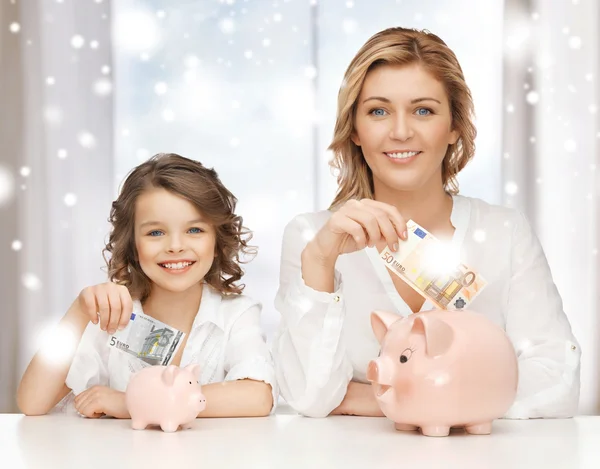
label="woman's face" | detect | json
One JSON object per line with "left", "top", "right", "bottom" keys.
{"left": 352, "top": 63, "right": 458, "bottom": 194}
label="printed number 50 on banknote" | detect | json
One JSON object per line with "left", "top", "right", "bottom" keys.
{"left": 379, "top": 220, "right": 487, "bottom": 310}
{"left": 107, "top": 311, "right": 185, "bottom": 366}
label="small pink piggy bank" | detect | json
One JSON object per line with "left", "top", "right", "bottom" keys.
{"left": 367, "top": 309, "right": 518, "bottom": 437}
{"left": 126, "top": 364, "right": 206, "bottom": 432}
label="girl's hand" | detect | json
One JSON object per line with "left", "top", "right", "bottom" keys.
{"left": 75, "top": 283, "right": 134, "bottom": 335}
{"left": 74, "top": 386, "right": 130, "bottom": 419}
{"left": 308, "top": 199, "right": 407, "bottom": 266}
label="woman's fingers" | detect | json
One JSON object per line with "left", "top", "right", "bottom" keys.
{"left": 331, "top": 217, "right": 369, "bottom": 250}
{"left": 361, "top": 199, "right": 408, "bottom": 240}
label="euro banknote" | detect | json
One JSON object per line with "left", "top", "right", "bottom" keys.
{"left": 378, "top": 220, "right": 487, "bottom": 310}
{"left": 107, "top": 311, "right": 185, "bottom": 366}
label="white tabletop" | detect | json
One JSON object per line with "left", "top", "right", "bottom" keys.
{"left": 1, "top": 407, "right": 598, "bottom": 469}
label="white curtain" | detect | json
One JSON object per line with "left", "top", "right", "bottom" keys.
{"left": 503, "top": 0, "right": 599, "bottom": 414}
{"left": 0, "top": 0, "right": 114, "bottom": 412}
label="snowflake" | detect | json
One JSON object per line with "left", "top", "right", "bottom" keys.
{"left": 78, "top": 131, "right": 97, "bottom": 149}
{"left": 9, "top": 22, "right": 20, "bottom": 34}
{"left": 231, "top": 100, "right": 241, "bottom": 109}
{"left": 564, "top": 139, "right": 577, "bottom": 152}
{"left": 101, "top": 65, "right": 111, "bottom": 75}
{"left": 473, "top": 229, "right": 486, "bottom": 243}
{"left": 20, "top": 167, "right": 31, "bottom": 177}
{"left": 342, "top": 19, "right": 357, "bottom": 34}
{"left": 506, "top": 104, "right": 515, "bottom": 113}
{"left": 46, "top": 76, "right": 55, "bottom": 85}
{"left": 64, "top": 193, "right": 78, "bottom": 207}
{"left": 136, "top": 148, "right": 150, "bottom": 161}
{"left": 71, "top": 35, "right": 85, "bottom": 49}
{"left": 11, "top": 240, "right": 23, "bottom": 251}
{"left": 156, "top": 10, "right": 166, "bottom": 19}
{"left": 22, "top": 273, "right": 42, "bottom": 291}
{"left": 93, "top": 78, "right": 112, "bottom": 96}
{"left": 90, "top": 40, "right": 99, "bottom": 49}
{"left": 162, "top": 109, "right": 175, "bottom": 122}
{"left": 504, "top": 181, "right": 518, "bottom": 195}
{"left": 568, "top": 36, "right": 581, "bottom": 49}
{"left": 220, "top": 18, "right": 235, "bottom": 34}
{"left": 262, "top": 38, "right": 271, "bottom": 47}
{"left": 154, "top": 82, "right": 168, "bottom": 95}
{"left": 0, "top": 166, "right": 15, "bottom": 206}
{"left": 244, "top": 50, "right": 253, "bottom": 59}
{"left": 304, "top": 65, "right": 317, "bottom": 79}
{"left": 230, "top": 137, "right": 240, "bottom": 147}
{"left": 301, "top": 229, "right": 315, "bottom": 242}
{"left": 44, "top": 107, "right": 63, "bottom": 125}
{"left": 273, "top": 13, "right": 282, "bottom": 22}
{"left": 526, "top": 91, "right": 539, "bottom": 104}
{"left": 57, "top": 149, "right": 68, "bottom": 159}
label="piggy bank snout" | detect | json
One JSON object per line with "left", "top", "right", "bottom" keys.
{"left": 367, "top": 360, "right": 379, "bottom": 383}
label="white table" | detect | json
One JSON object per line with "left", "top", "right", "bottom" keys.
{"left": 1, "top": 408, "right": 598, "bottom": 469}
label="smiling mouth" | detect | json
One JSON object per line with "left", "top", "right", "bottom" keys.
{"left": 157, "top": 261, "right": 196, "bottom": 270}
{"left": 384, "top": 151, "right": 422, "bottom": 160}
{"left": 376, "top": 384, "right": 391, "bottom": 397}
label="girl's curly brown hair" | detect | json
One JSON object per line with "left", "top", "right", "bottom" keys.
{"left": 103, "top": 153, "right": 256, "bottom": 302}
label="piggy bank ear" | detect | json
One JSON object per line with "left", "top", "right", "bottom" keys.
{"left": 161, "top": 365, "right": 180, "bottom": 387}
{"left": 371, "top": 310, "right": 402, "bottom": 344}
{"left": 412, "top": 315, "right": 454, "bottom": 358}
{"left": 184, "top": 364, "right": 201, "bottom": 381}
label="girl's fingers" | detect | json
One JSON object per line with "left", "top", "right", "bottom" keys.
{"left": 96, "top": 291, "right": 111, "bottom": 332}
{"left": 80, "top": 289, "right": 98, "bottom": 324}
{"left": 106, "top": 288, "right": 122, "bottom": 335}
{"left": 117, "top": 287, "right": 133, "bottom": 331}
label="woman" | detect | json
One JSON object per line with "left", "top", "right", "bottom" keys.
{"left": 272, "top": 27, "right": 580, "bottom": 418}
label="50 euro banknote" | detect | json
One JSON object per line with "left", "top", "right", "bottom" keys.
{"left": 378, "top": 220, "right": 487, "bottom": 310}
{"left": 106, "top": 311, "right": 185, "bottom": 366}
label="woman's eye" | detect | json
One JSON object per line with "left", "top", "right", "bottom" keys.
{"left": 188, "top": 227, "right": 204, "bottom": 234}
{"left": 415, "top": 107, "right": 432, "bottom": 116}
{"left": 369, "top": 108, "right": 387, "bottom": 117}
{"left": 148, "top": 230, "right": 163, "bottom": 237}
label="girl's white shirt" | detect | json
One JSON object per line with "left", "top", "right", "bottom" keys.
{"left": 55, "top": 284, "right": 278, "bottom": 413}
{"left": 272, "top": 195, "right": 581, "bottom": 418}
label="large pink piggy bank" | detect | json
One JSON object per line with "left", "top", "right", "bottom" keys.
{"left": 367, "top": 309, "right": 518, "bottom": 437}
{"left": 126, "top": 364, "right": 206, "bottom": 432}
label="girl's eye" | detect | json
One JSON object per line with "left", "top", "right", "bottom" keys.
{"left": 369, "top": 108, "right": 387, "bottom": 117}
{"left": 188, "top": 227, "right": 204, "bottom": 234}
{"left": 148, "top": 230, "right": 163, "bottom": 237}
{"left": 415, "top": 107, "right": 432, "bottom": 116}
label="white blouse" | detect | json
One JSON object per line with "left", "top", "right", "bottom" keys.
{"left": 55, "top": 284, "right": 278, "bottom": 414}
{"left": 272, "top": 195, "right": 581, "bottom": 418}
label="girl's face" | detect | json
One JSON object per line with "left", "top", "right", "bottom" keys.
{"left": 352, "top": 63, "right": 459, "bottom": 194}
{"left": 134, "top": 188, "right": 217, "bottom": 295}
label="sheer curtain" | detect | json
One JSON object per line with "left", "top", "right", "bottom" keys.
{"left": 503, "top": 0, "right": 599, "bottom": 414}
{"left": 0, "top": 0, "right": 114, "bottom": 412}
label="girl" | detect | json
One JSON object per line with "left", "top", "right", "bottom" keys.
{"left": 273, "top": 27, "right": 581, "bottom": 418}
{"left": 18, "top": 153, "right": 277, "bottom": 418}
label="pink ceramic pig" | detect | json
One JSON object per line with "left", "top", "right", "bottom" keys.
{"left": 126, "top": 364, "right": 206, "bottom": 432}
{"left": 367, "top": 309, "right": 518, "bottom": 437}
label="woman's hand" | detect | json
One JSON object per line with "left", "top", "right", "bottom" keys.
{"left": 74, "top": 386, "right": 130, "bottom": 419}
{"left": 307, "top": 199, "right": 408, "bottom": 266}
{"left": 72, "top": 283, "right": 134, "bottom": 335}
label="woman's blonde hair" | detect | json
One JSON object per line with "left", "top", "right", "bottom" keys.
{"left": 103, "top": 153, "right": 255, "bottom": 302}
{"left": 329, "top": 27, "right": 476, "bottom": 209}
